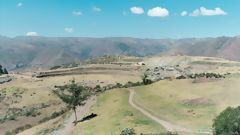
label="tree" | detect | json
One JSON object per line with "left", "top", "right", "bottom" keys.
{"left": 213, "top": 106, "right": 240, "bottom": 135}
{"left": 142, "top": 74, "right": 152, "bottom": 85}
{"left": 120, "top": 128, "right": 136, "bottom": 135}
{"left": 3, "top": 68, "right": 8, "bottom": 74}
{"left": 0, "top": 64, "right": 3, "bottom": 75}
{"left": 0, "top": 65, "right": 8, "bottom": 75}
{"left": 53, "top": 80, "right": 90, "bottom": 124}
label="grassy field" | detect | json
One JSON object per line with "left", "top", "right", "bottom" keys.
{"left": 2, "top": 56, "right": 240, "bottom": 135}
{"left": 74, "top": 89, "right": 166, "bottom": 135}
{"left": 0, "top": 73, "right": 141, "bottom": 135}
{"left": 133, "top": 77, "right": 240, "bottom": 132}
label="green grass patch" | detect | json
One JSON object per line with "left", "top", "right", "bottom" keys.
{"left": 74, "top": 89, "right": 165, "bottom": 135}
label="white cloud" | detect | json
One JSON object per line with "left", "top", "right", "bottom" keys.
{"left": 130, "top": 7, "right": 144, "bottom": 14}
{"left": 181, "top": 11, "right": 188, "bottom": 16}
{"left": 92, "top": 6, "right": 102, "bottom": 12}
{"left": 72, "top": 11, "right": 82, "bottom": 16}
{"left": 201, "top": 7, "right": 227, "bottom": 16}
{"left": 190, "top": 9, "right": 201, "bottom": 16}
{"left": 26, "top": 32, "right": 38, "bottom": 36}
{"left": 17, "top": 2, "right": 22, "bottom": 7}
{"left": 190, "top": 7, "right": 227, "bottom": 16}
{"left": 64, "top": 27, "right": 74, "bottom": 33}
{"left": 147, "top": 7, "right": 169, "bottom": 17}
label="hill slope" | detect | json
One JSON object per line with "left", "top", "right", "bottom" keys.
{"left": 1, "top": 36, "right": 240, "bottom": 69}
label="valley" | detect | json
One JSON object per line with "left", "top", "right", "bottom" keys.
{"left": 1, "top": 55, "right": 240, "bottom": 135}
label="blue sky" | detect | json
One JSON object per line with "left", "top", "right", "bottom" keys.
{"left": 0, "top": 0, "right": 240, "bottom": 38}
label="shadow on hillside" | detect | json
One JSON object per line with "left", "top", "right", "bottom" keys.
{"left": 74, "top": 113, "right": 98, "bottom": 124}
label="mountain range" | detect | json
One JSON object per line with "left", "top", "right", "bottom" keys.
{"left": 1, "top": 36, "right": 240, "bottom": 70}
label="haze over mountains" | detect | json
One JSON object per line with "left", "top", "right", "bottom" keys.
{"left": 1, "top": 35, "right": 240, "bottom": 70}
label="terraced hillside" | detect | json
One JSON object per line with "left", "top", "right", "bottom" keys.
{"left": 1, "top": 56, "right": 240, "bottom": 135}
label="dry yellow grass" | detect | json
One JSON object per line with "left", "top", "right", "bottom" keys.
{"left": 133, "top": 77, "right": 240, "bottom": 131}
{"left": 3, "top": 56, "right": 240, "bottom": 135}
{"left": 0, "top": 72, "right": 141, "bottom": 135}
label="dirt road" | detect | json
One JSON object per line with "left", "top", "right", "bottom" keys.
{"left": 128, "top": 89, "right": 212, "bottom": 135}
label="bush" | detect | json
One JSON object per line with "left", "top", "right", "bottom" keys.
{"left": 213, "top": 106, "right": 240, "bottom": 135}
{"left": 140, "top": 132, "right": 178, "bottom": 135}
{"left": 116, "top": 83, "right": 123, "bottom": 88}
{"left": 38, "top": 116, "right": 50, "bottom": 124}
{"left": 142, "top": 74, "right": 152, "bottom": 85}
{"left": 38, "top": 109, "right": 66, "bottom": 124}
{"left": 3, "top": 68, "right": 8, "bottom": 74}
{"left": 7, "top": 115, "right": 16, "bottom": 121}
{"left": 95, "top": 85, "right": 101, "bottom": 89}
{"left": 23, "top": 108, "right": 41, "bottom": 117}
{"left": 51, "top": 109, "right": 65, "bottom": 118}
{"left": 50, "top": 65, "right": 61, "bottom": 70}
{"left": 6, "top": 124, "right": 33, "bottom": 134}
{"left": 0, "top": 65, "right": 8, "bottom": 75}
{"left": 176, "top": 75, "right": 186, "bottom": 79}
{"left": 159, "top": 132, "right": 178, "bottom": 135}
{"left": 120, "top": 128, "right": 136, "bottom": 135}
{"left": 188, "top": 73, "right": 225, "bottom": 79}
{"left": 4, "top": 131, "right": 13, "bottom": 135}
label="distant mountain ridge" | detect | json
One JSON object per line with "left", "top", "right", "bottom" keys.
{"left": 0, "top": 36, "right": 240, "bottom": 69}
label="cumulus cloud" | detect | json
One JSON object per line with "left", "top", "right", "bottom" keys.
{"left": 17, "top": 2, "right": 22, "bottom": 7}
{"left": 72, "top": 11, "right": 82, "bottom": 16}
{"left": 26, "top": 32, "right": 38, "bottom": 36}
{"left": 147, "top": 7, "right": 169, "bottom": 17}
{"left": 130, "top": 7, "right": 144, "bottom": 14}
{"left": 190, "top": 9, "right": 200, "bottom": 16}
{"left": 190, "top": 7, "right": 227, "bottom": 16}
{"left": 181, "top": 11, "right": 188, "bottom": 16}
{"left": 64, "top": 27, "right": 74, "bottom": 33}
{"left": 92, "top": 6, "right": 102, "bottom": 12}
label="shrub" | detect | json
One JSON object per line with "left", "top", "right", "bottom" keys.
{"left": 13, "top": 124, "right": 32, "bottom": 133}
{"left": 38, "top": 109, "right": 66, "bottom": 124}
{"left": 7, "top": 115, "right": 16, "bottom": 121}
{"left": 23, "top": 108, "right": 40, "bottom": 117}
{"left": 213, "top": 106, "right": 240, "bottom": 135}
{"left": 50, "top": 65, "right": 61, "bottom": 70}
{"left": 140, "top": 132, "right": 178, "bottom": 135}
{"left": 51, "top": 109, "right": 65, "bottom": 118}
{"left": 0, "top": 65, "right": 8, "bottom": 75}
{"left": 38, "top": 116, "right": 50, "bottom": 124}
{"left": 4, "top": 131, "right": 13, "bottom": 135}
{"left": 176, "top": 75, "right": 186, "bottom": 79}
{"left": 95, "top": 85, "right": 101, "bottom": 89}
{"left": 116, "top": 83, "right": 123, "bottom": 88}
{"left": 142, "top": 74, "right": 152, "bottom": 85}
{"left": 120, "top": 128, "right": 136, "bottom": 135}
{"left": 3, "top": 68, "right": 8, "bottom": 74}
{"left": 159, "top": 132, "right": 178, "bottom": 135}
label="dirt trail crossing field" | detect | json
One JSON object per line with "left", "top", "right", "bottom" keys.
{"left": 128, "top": 89, "right": 212, "bottom": 135}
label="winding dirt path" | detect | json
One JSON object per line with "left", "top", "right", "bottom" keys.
{"left": 52, "top": 96, "right": 96, "bottom": 135}
{"left": 128, "top": 89, "right": 212, "bottom": 135}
